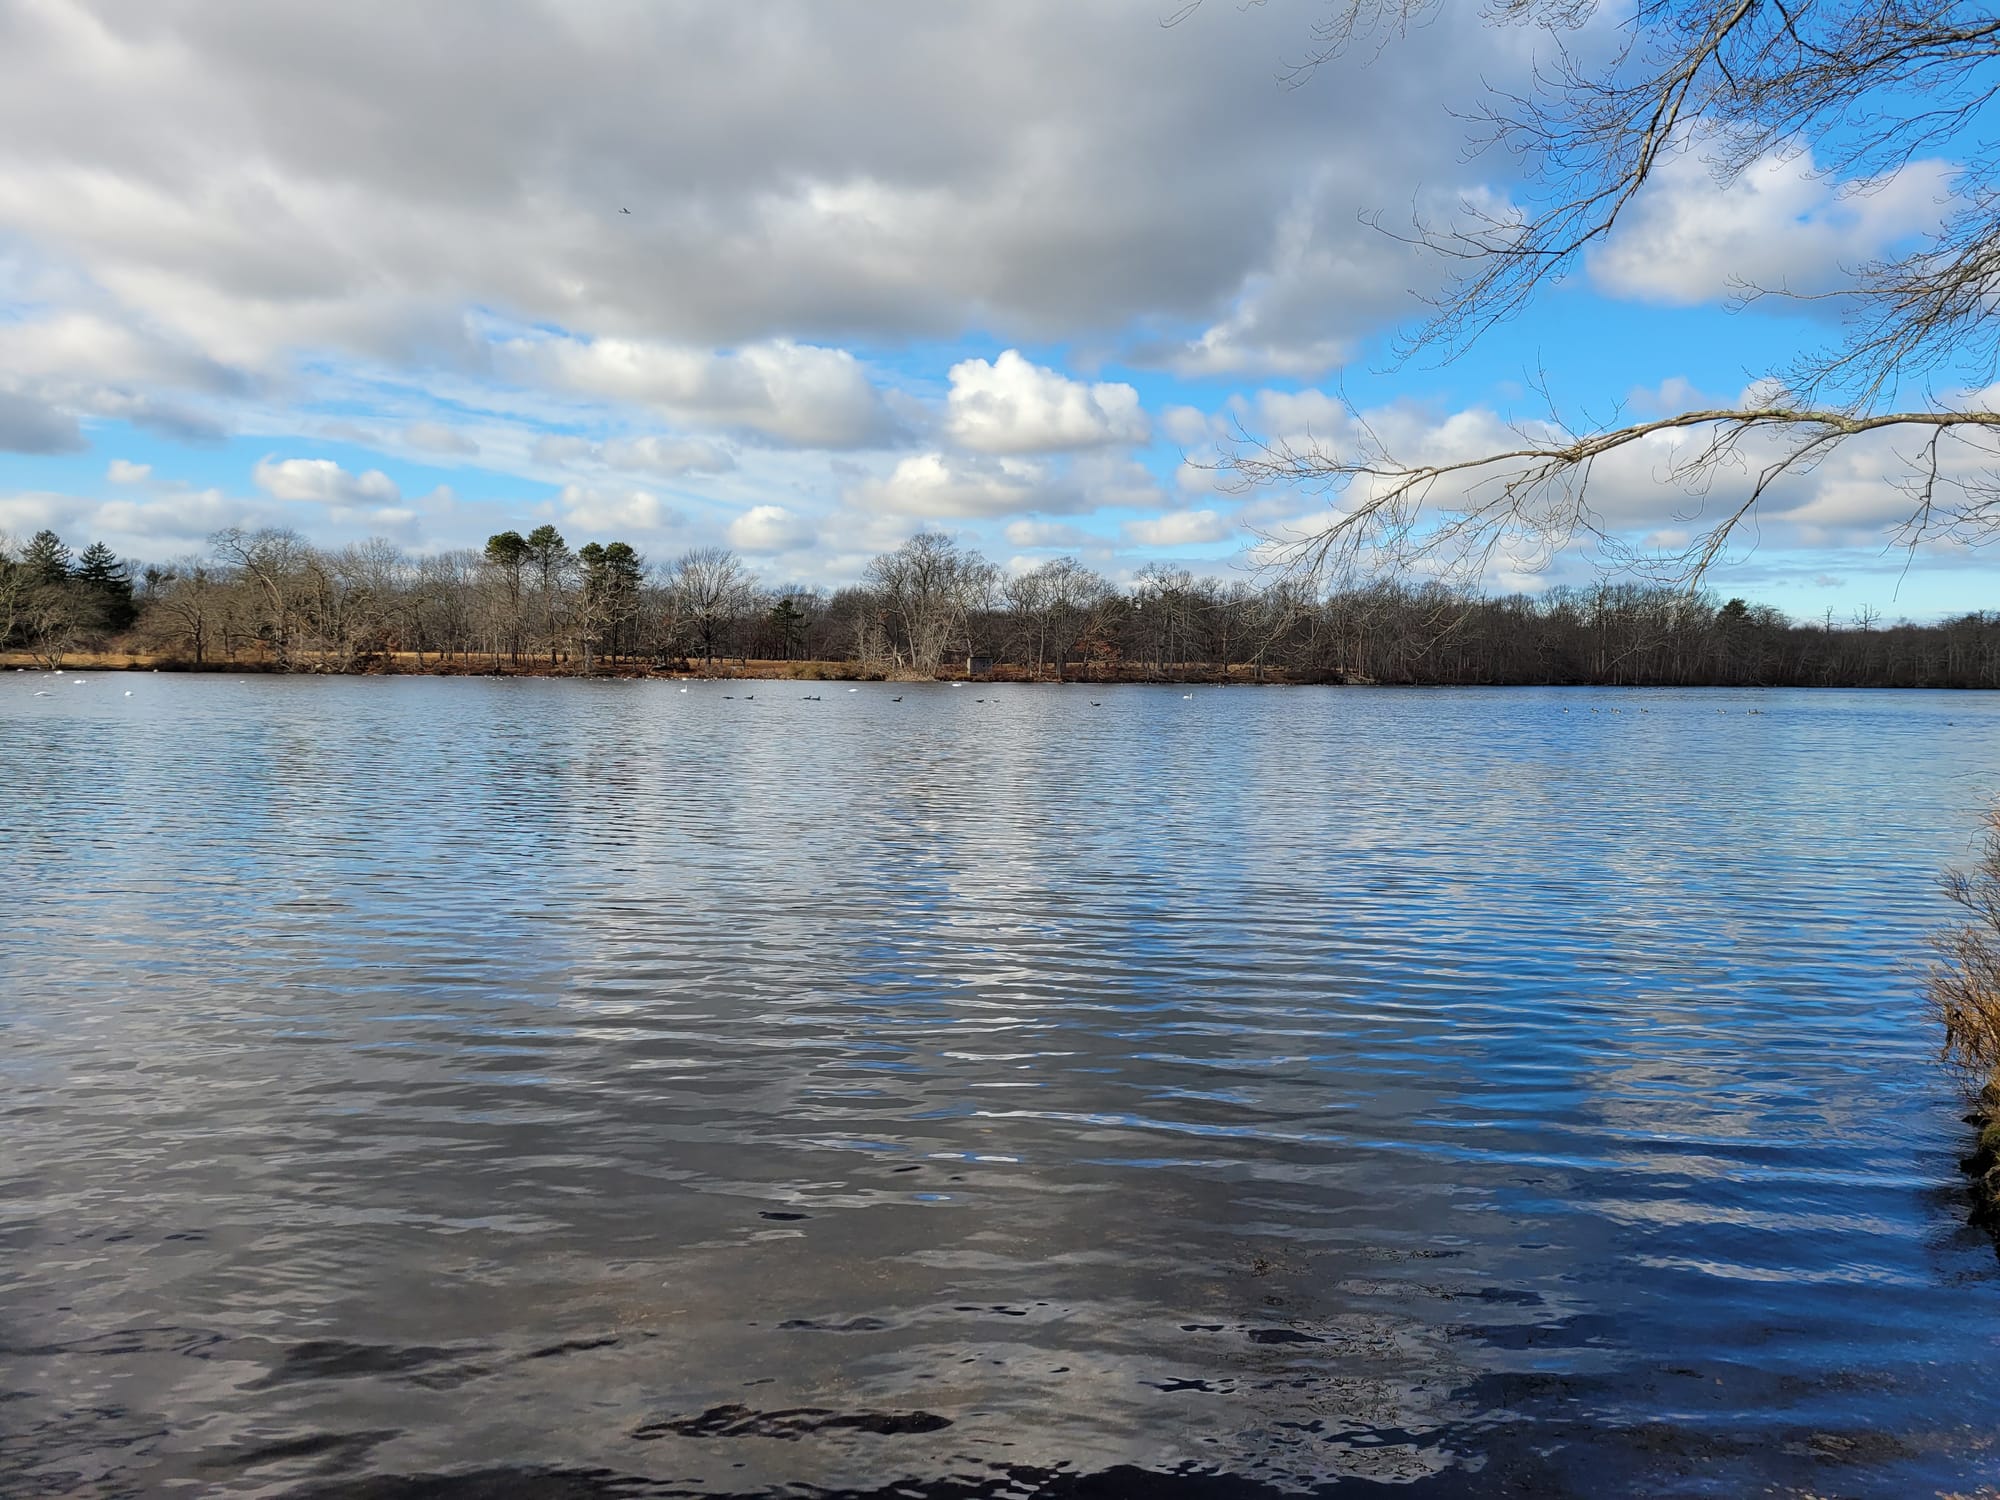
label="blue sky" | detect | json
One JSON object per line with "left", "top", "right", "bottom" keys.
{"left": 0, "top": 0, "right": 1992, "bottom": 621}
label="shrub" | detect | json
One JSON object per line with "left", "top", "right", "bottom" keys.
{"left": 1932, "top": 810, "right": 2000, "bottom": 1099}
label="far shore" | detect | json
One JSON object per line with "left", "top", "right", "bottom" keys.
{"left": 12, "top": 650, "right": 1999, "bottom": 689}
{"left": 0, "top": 649, "right": 1313, "bottom": 685}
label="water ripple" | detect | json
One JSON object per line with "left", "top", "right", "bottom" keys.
{"left": 2, "top": 678, "right": 1998, "bottom": 1496}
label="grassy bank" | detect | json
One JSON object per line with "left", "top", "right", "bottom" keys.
{"left": 0, "top": 649, "right": 1313, "bottom": 684}
{"left": 1932, "top": 810, "right": 2000, "bottom": 1223}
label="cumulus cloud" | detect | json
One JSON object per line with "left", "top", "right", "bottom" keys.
{"left": 90, "top": 488, "right": 248, "bottom": 545}
{"left": 848, "top": 452, "right": 1069, "bottom": 519}
{"left": 728, "top": 504, "right": 816, "bottom": 553}
{"left": 82, "top": 390, "right": 228, "bottom": 444}
{"left": 514, "top": 335, "right": 895, "bottom": 448}
{"left": 0, "top": 390, "right": 85, "bottom": 454}
{"left": 1220, "top": 380, "right": 1994, "bottom": 571}
{"left": 1590, "top": 146, "right": 1955, "bottom": 305}
{"left": 1004, "top": 519, "right": 1092, "bottom": 548}
{"left": 558, "top": 482, "right": 680, "bottom": 534}
{"left": 0, "top": 2, "right": 1510, "bottom": 395}
{"left": 1124, "top": 508, "right": 1231, "bottom": 546}
{"left": 106, "top": 458, "right": 151, "bottom": 483}
{"left": 0, "top": 312, "right": 248, "bottom": 395}
{"left": 944, "top": 350, "right": 1148, "bottom": 453}
{"left": 1150, "top": 168, "right": 1430, "bottom": 378}
{"left": 254, "top": 457, "right": 402, "bottom": 506}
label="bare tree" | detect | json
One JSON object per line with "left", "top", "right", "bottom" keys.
{"left": 668, "top": 546, "right": 755, "bottom": 669}
{"left": 0, "top": 531, "right": 24, "bottom": 650}
{"left": 865, "top": 532, "right": 997, "bottom": 678}
{"left": 1202, "top": 0, "right": 2000, "bottom": 585}
{"left": 21, "top": 585, "right": 86, "bottom": 670}
{"left": 212, "top": 527, "right": 315, "bottom": 668}
{"left": 146, "top": 557, "right": 223, "bottom": 664}
{"left": 1005, "top": 557, "right": 1117, "bottom": 679}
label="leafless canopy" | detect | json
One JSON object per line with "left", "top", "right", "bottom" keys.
{"left": 1192, "top": 0, "right": 2000, "bottom": 585}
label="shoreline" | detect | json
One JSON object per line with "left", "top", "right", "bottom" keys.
{"left": 3, "top": 651, "right": 1308, "bottom": 686}
{"left": 1966, "top": 1086, "right": 2000, "bottom": 1227}
{"left": 8, "top": 651, "right": 1999, "bottom": 689}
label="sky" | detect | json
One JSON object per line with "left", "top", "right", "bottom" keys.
{"left": 0, "top": 0, "right": 1992, "bottom": 621}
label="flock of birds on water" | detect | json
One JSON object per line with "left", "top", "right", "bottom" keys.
{"left": 15, "top": 669, "right": 1805, "bottom": 717}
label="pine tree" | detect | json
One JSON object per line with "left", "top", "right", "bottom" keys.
{"left": 22, "top": 530, "right": 71, "bottom": 584}
{"left": 75, "top": 541, "right": 137, "bottom": 632}
{"left": 768, "top": 596, "right": 807, "bottom": 660}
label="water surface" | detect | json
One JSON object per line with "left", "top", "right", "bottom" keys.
{"left": 4, "top": 677, "right": 1998, "bottom": 1497}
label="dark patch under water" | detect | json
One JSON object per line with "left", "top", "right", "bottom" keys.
{"left": 3, "top": 677, "right": 1998, "bottom": 1497}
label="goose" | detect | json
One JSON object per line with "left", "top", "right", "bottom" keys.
{"left": 123, "top": 690, "right": 133, "bottom": 697}
{"left": 891, "top": 695, "right": 903, "bottom": 702}
{"left": 33, "top": 690, "right": 50, "bottom": 697}
{"left": 1089, "top": 701, "right": 1102, "bottom": 707}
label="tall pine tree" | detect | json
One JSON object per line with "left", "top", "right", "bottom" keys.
{"left": 74, "top": 542, "right": 137, "bottom": 632}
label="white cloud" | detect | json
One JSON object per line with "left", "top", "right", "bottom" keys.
{"left": 106, "top": 459, "right": 151, "bottom": 483}
{"left": 1590, "top": 146, "right": 1955, "bottom": 306}
{"left": 1004, "top": 519, "right": 1092, "bottom": 548}
{"left": 1161, "top": 405, "right": 1215, "bottom": 446}
{"left": 531, "top": 435, "right": 596, "bottom": 466}
{"left": 1125, "top": 508, "right": 1231, "bottom": 546}
{"left": 847, "top": 451, "right": 1078, "bottom": 519}
{"left": 0, "top": 2, "right": 1511, "bottom": 407}
{"left": 253, "top": 457, "right": 402, "bottom": 507}
{"left": 558, "top": 482, "right": 679, "bottom": 534}
{"left": 402, "top": 421, "right": 480, "bottom": 455}
{"left": 518, "top": 336, "right": 894, "bottom": 448}
{"left": 728, "top": 504, "right": 816, "bottom": 553}
{"left": 0, "top": 390, "right": 85, "bottom": 454}
{"left": 944, "top": 350, "right": 1148, "bottom": 453}
{"left": 600, "top": 435, "right": 735, "bottom": 476}
{"left": 530, "top": 432, "right": 736, "bottom": 476}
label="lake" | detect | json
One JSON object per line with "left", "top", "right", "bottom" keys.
{"left": 3, "top": 676, "right": 1997, "bottom": 1498}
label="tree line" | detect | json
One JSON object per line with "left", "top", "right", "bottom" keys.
{"left": 2, "top": 523, "right": 1997, "bottom": 688}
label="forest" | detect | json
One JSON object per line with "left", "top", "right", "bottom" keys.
{"left": 3, "top": 522, "right": 1997, "bottom": 688}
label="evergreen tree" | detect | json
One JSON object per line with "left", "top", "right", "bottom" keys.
{"left": 22, "top": 529, "right": 71, "bottom": 584}
{"left": 74, "top": 541, "right": 137, "bottom": 632}
{"left": 577, "top": 540, "right": 643, "bottom": 666}
{"left": 483, "top": 530, "right": 531, "bottom": 662}
{"left": 768, "top": 596, "right": 807, "bottom": 660}
{"left": 523, "top": 524, "right": 571, "bottom": 665}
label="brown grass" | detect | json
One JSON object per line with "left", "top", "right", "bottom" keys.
{"left": 1931, "top": 810, "right": 2000, "bottom": 1100}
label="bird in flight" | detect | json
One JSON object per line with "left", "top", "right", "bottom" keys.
{"left": 620, "top": 207, "right": 631, "bottom": 214}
